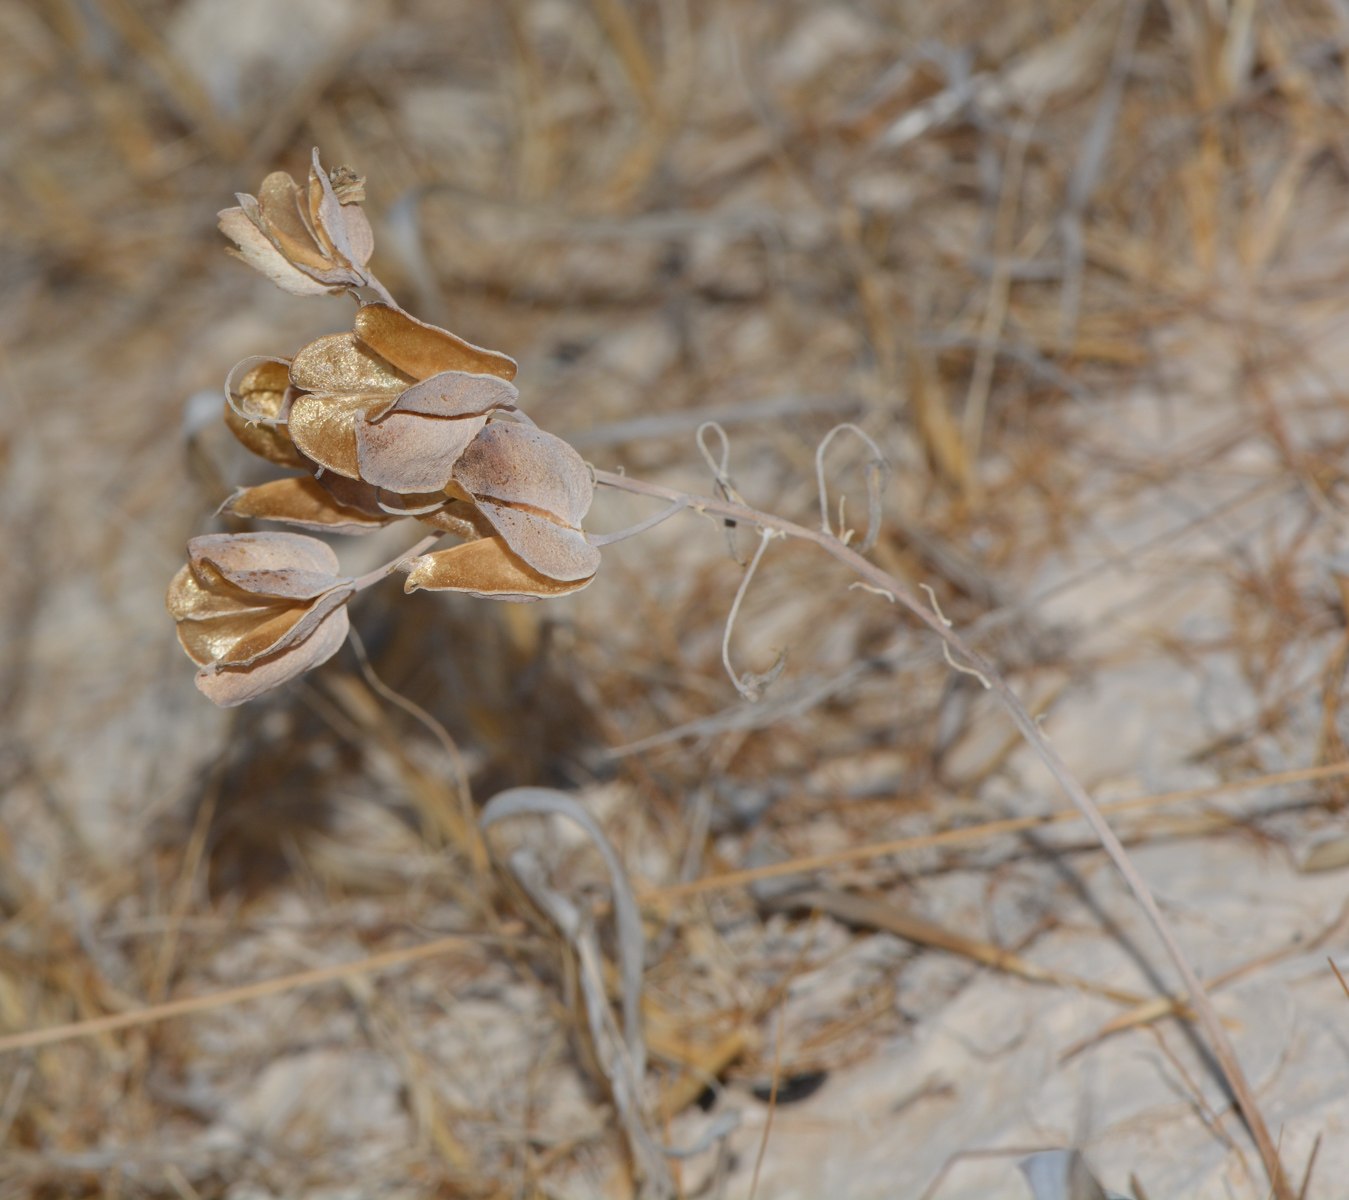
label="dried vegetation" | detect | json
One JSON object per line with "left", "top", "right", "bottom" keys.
{"left": 8, "top": 0, "right": 1349, "bottom": 1197}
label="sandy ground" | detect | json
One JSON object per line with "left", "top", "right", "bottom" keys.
{"left": 7, "top": 1, "right": 1349, "bottom": 1198}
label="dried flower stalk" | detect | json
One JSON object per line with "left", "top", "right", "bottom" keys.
{"left": 166, "top": 148, "right": 1290, "bottom": 1200}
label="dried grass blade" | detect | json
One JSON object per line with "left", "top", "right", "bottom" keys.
{"left": 0, "top": 935, "right": 489, "bottom": 1055}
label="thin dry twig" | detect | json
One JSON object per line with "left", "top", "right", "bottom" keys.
{"left": 1329, "top": 957, "right": 1349, "bottom": 1001}
{"left": 963, "top": 113, "right": 1036, "bottom": 464}
{"left": 593, "top": 467, "right": 1293, "bottom": 1198}
{"left": 346, "top": 624, "right": 485, "bottom": 876}
{"left": 721, "top": 528, "right": 785, "bottom": 702}
{"left": 648, "top": 755, "right": 1349, "bottom": 902}
{"left": 747, "top": 994, "right": 787, "bottom": 1200}
{"left": 764, "top": 888, "right": 1201, "bottom": 1020}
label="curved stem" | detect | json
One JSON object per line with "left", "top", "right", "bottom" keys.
{"left": 360, "top": 268, "right": 400, "bottom": 309}
{"left": 813, "top": 422, "right": 885, "bottom": 552}
{"left": 351, "top": 533, "right": 442, "bottom": 591}
{"left": 592, "top": 469, "right": 1290, "bottom": 1200}
{"left": 588, "top": 497, "right": 690, "bottom": 546}
{"left": 721, "top": 527, "right": 781, "bottom": 700}
{"left": 346, "top": 625, "right": 484, "bottom": 876}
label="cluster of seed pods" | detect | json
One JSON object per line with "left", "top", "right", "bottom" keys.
{"left": 169, "top": 152, "right": 599, "bottom": 706}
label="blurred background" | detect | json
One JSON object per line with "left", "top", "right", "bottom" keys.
{"left": 8, "top": 0, "right": 1349, "bottom": 1196}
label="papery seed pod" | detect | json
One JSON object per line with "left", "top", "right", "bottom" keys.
{"left": 404, "top": 536, "right": 594, "bottom": 602}
{"left": 452, "top": 421, "right": 600, "bottom": 581}
{"left": 223, "top": 359, "right": 306, "bottom": 469}
{"left": 167, "top": 532, "right": 353, "bottom": 706}
{"left": 287, "top": 303, "right": 519, "bottom": 493}
{"left": 218, "top": 149, "right": 373, "bottom": 296}
{"left": 414, "top": 499, "right": 498, "bottom": 542}
{"left": 221, "top": 477, "right": 396, "bottom": 535}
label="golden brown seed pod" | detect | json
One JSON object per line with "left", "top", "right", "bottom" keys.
{"left": 220, "top": 477, "right": 396, "bottom": 535}
{"left": 451, "top": 421, "right": 600, "bottom": 581}
{"left": 167, "top": 532, "right": 353, "bottom": 707}
{"left": 404, "top": 536, "right": 594, "bottom": 602}
{"left": 286, "top": 303, "right": 519, "bottom": 493}
{"left": 223, "top": 359, "right": 306, "bottom": 468}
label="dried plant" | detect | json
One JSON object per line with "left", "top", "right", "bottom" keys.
{"left": 168, "top": 149, "right": 1295, "bottom": 1200}
{"left": 167, "top": 531, "right": 355, "bottom": 706}
{"left": 219, "top": 149, "right": 379, "bottom": 299}
{"left": 171, "top": 151, "right": 599, "bottom": 706}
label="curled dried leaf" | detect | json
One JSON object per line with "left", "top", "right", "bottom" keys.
{"left": 258, "top": 171, "right": 334, "bottom": 272}
{"left": 196, "top": 605, "right": 350, "bottom": 707}
{"left": 187, "top": 531, "right": 345, "bottom": 599}
{"left": 289, "top": 332, "right": 413, "bottom": 400}
{"left": 222, "top": 476, "right": 396, "bottom": 535}
{"left": 450, "top": 421, "right": 599, "bottom": 580}
{"left": 404, "top": 536, "right": 594, "bottom": 601}
{"left": 307, "top": 147, "right": 355, "bottom": 265}
{"left": 473, "top": 500, "right": 600, "bottom": 582}
{"left": 386, "top": 370, "right": 519, "bottom": 419}
{"left": 230, "top": 359, "right": 295, "bottom": 423}
{"left": 287, "top": 393, "right": 369, "bottom": 479}
{"left": 355, "top": 410, "right": 489, "bottom": 492}
{"left": 223, "top": 360, "right": 305, "bottom": 468}
{"left": 218, "top": 206, "right": 333, "bottom": 296}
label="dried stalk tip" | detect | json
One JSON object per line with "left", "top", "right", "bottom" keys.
{"left": 327, "top": 165, "right": 366, "bottom": 204}
{"left": 180, "top": 150, "right": 603, "bottom": 705}
{"left": 166, "top": 532, "right": 354, "bottom": 706}
{"left": 217, "top": 148, "right": 374, "bottom": 296}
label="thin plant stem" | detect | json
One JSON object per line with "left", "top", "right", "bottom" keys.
{"left": 361, "top": 268, "right": 400, "bottom": 309}
{"left": 747, "top": 995, "right": 787, "bottom": 1200}
{"left": 721, "top": 528, "right": 780, "bottom": 700}
{"left": 346, "top": 625, "right": 488, "bottom": 878}
{"left": 588, "top": 497, "right": 690, "bottom": 546}
{"left": 351, "top": 533, "right": 442, "bottom": 591}
{"left": 591, "top": 468, "right": 1291, "bottom": 1200}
